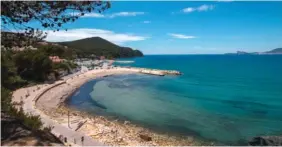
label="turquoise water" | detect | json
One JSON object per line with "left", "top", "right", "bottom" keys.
{"left": 67, "top": 55, "right": 282, "bottom": 145}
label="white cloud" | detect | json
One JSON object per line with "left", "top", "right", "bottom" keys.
{"left": 44, "top": 28, "right": 148, "bottom": 44}
{"left": 168, "top": 33, "right": 196, "bottom": 39}
{"left": 183, "top": 7, "right": 195, "bottom": 13}
{"left": 82, "top": 13, "right": 105, "bottom": 18}
{"left": 198, "top": 5, "right": 214, "bottom": 11}
{"left": 109, "top": 12, "right": 145, "bottom": 18}
{"left": 77, "top": 12, "right": 145, "bottom": 18}
{"left": 183, "top": 4, "right": 214, "bottom": 13}
{"left": 142, "top": 21, "right": 151, "bottom": 24}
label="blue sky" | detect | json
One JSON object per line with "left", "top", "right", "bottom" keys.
{"left": 44, "top": 1, "right": 282, "bottom": 54}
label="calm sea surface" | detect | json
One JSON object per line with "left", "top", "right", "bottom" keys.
{"left": 67, "top": 55, "right": 282, "bottom": 145}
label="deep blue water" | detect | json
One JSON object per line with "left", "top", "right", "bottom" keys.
{"left": 67, "top": 55, "right": 282, "bottom": 145}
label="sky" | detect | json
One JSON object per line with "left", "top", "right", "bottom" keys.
{"left": 43, "top": 1, "right": 282, "bottom": 54}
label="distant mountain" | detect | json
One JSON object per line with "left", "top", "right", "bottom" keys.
{"left": 264, "top": 48, "right": 282, "bottom": 54}
{"left": 58, "top": 37, "right": 143, "bottom": 58}
{"left": 225, "top": 48, "right": 282, "bottom": 55}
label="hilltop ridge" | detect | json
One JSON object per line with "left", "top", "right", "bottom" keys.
{"left": 58, "top": 37, "right": 143, "bottom": 58}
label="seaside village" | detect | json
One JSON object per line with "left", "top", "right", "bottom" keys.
{"left": 9, "top": 41, "right": 116, "bottom": 82}
{"left": 8, "top": 41, "right": 180, "bottom": 83}
{"left": 48, "top": 54, "right": 115, "bottom": 80}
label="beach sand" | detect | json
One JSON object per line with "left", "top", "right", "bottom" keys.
{"left": 14, "top": 67, "right": 204, "bottom": 146}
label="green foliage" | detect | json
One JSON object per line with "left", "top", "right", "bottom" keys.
{"left": 35, "top": 44, "right": 76, "bottom": 60}
{"left": 1, "top": 88, "right": 43, "bottom": 130}
{"left": 43, "top": 125, "right": 53, "bottom": 132}
{"left": 6, "top": 75, "right": 28, "bottom": 89}
{"left": 59, "top": 37, "right": 143, "bottom": 58}
{"left": 10, "top": 107, "right": 43, "bottom": 130}
{"left": 33, "top": 52, "right": 53, "bottom": 80}
{"left": 38, "top": 45, "right": 65, "bottom": 57}
{"left": 13, "top": 49, "right": 53, "bottom": 81}
{"left": 1, "top": 88, "right": 13, "bottom": 112}
{"left": 22, "top": 113, "right": 43, "bottom": 130}
{"left": 68, "top": 61, "right": 78, "bottom": 69}
{"left": 1, "top": 47, "right": 72, "bottom": 133}
{"left": 1, "top": 44, "right": 78, "bottom": 86}
{"left": 1, "top": 80, "right": 42, "bottom": 130}
{"left": 133, "top": 50, "right": 144, "bottom": 57}
{"left": 1, "top": 51, "right": 28, "bottom": 90}
{"left": 52, "top": 62, "right": 70, "bottom": 73}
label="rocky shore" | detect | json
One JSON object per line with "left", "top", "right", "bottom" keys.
{"left": 50, "top": 105, "right": 204, "bottom": 146}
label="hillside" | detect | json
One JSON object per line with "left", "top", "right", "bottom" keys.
{"left": 58, "top": 37, "right": 143, "bottom": 58}
{"left": 1, "top": 112, "right": 63, "bottom": 146}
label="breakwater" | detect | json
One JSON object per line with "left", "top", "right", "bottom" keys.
{"left": 120, "top": 67, "right": 181, "bottom": 76}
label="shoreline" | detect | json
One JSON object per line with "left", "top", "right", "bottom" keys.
{"left": 58, "top": 104, "right": 203, "bottom": 146}
{"left": 12, "top": 67, "right": 207, "bottom": 146}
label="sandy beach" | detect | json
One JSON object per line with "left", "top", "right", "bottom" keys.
{"left": 12, "top": 67, "right": 201, "bottom": 146}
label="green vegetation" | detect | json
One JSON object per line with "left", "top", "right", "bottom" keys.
{"left": 13, "top": 50, "right": 53, "bottom": 82}
{"left": 59, "top": 37, "right": 144, "bottom": 58}
{"left": 1, "top": 87, "right": 43, "bottom": 130}
{"left": 1, "top": 44, "right": 77, "bottom": 132}
{"left": 1, "top": 51, "right": 28, "bottom": 90}
{"left": 34, "top": 43, "right": 76, "bottom": 60}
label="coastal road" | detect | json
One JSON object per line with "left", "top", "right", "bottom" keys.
{"left": 12, "top": 80, "right": 104, "bottom": 146}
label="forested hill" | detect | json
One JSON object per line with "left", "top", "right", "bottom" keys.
{"left": 58, "top": 37, "right": 143, "bottom": 58}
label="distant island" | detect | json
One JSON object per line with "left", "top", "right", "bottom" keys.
{"left": 58, "top": 37, "right": 143, "bottom": 58}
{"left": 225, "top": 48, "right": 282, "bottom": 55}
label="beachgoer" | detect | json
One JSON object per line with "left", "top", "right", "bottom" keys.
{"left": 81, "top": 136, "right": 84, "bottom": 145}
{"left": 59, "top": 135, "right": 63, "bottom": 142}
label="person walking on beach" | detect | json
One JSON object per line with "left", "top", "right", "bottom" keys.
{"left": 81, "top": 136, "right": 84, "bottom": 146}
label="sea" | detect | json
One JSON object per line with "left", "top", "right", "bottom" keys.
{"left": 66, "top": 55, "right": 282, "bottom": 145}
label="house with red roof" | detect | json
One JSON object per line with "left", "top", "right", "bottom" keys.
{"left": 49, "top": 56, "right": 65, "bottom": 63}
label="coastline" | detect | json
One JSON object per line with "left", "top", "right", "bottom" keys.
{"left": 13, "top": 67, "right": 206, "bottom": 146}
{"left": 57, "top": 104, "right": 202, "bottom": 146}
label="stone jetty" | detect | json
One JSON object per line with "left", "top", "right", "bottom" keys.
{"left": 124, "top": 67, "right": 181, "bottom": 76}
